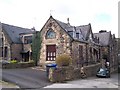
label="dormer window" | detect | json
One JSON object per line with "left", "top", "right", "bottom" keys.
{"left": 68, "top": 31, "right": 73, "bottom": 37}
{"left": 76, "top": 33, "right": 79, "bottom": 39}
{"left": 24, "top": 36, "right": 32, "bottom": 44}
{"left": 46, "top": 28, "right": 56, "bottom": 39}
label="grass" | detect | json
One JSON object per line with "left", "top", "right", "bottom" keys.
{"left": 0, "top": 80, "right": 19, "bottom": 88}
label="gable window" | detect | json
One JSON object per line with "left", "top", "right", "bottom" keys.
{"left": 46, "top": 28, "right": 56, "bottom": 39}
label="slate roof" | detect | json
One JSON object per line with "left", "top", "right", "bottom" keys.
{"left": 2, "top": 23, "right": 34, "bottom": 44}
{"left": 94, "top": 31, "right": 111, "bottom": 46}
{"left": 55, "top": 19, "right": 91, "bottom": 41}
{"left": 76, "top": 24, "right": 91, "bottom": 40}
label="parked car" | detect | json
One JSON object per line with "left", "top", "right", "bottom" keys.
{"left": 96, "top": 68, "right": 110, "bottom": 78}
{"left": 118, "top": 65, "right": 120, "bottom": 73}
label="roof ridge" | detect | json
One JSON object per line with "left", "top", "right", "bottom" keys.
{"left": 76, "top": 24, "right": 90, "bottom": 27}
{"left": 94, "top": 31, "right": 110, "bottom": 34}
{"left": 2, "top": 23, "right": 31, "bottom": 30}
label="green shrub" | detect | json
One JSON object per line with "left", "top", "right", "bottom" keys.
{"left": 56, "top": 54, "right": 72, "bottom": 67}
{"left": 10, "top": 60, "right": 17, "bottom": 64}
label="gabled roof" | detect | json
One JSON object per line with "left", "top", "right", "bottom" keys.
{"left": 94, "top": 31, "right": 111, "bottom": 46}
{"left": 76, "top": 24, "right": 91, "bottom": 40}
{"left": 40, "top": 16, "right": 97, "bottom": 44}
{"left": 2, "top": 23, "right": 34, "bottom": 44}
{"left": 54, "top": 17, "right": 91, "bottom": 41}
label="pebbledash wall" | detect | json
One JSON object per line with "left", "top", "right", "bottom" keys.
{"left": 40, "top": 18, "right": 72, "bottom": 68}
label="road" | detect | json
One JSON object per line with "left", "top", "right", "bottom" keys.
{"left": 1, "top": 67, "right": 119, "bottom": 89}
{"left": 2, "top": 67, "right": 52, "bottom": 89}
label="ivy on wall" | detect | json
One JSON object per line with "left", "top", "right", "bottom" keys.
{"left": 32, "top": 31, "right": 42, "bottom": 66}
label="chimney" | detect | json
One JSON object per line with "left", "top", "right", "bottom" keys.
{"left": 67, "top": 18, "right": 70, "bottom": 25}
{"left": 99, "top": 30, "right": 107, "bottom": 33}
{"left": 31, "top": 26, "right": 36, "bottom": 31}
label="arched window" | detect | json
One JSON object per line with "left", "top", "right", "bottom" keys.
{"left": 46, "top": 28, "right": 56, "bottom": 39}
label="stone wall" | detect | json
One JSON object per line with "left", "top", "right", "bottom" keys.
{"left": 71, "top": 41, "right": 87, "bottom": 67}
{"left": 87, "top": 43, "right": 101, "bottom": 65}
{"left": 50, "top": 63, "right": 101, "bottom": 82}
{"left": 0, "top": 30, "right": 11, "bottom": 60}
{"left": 0, "top": 47, "right": 2, "bottom": 58}
{"left": 1, "top": 62, "right": 34, "bottom": 69}
{"left": 83, "top": 63, "right": 101, "bottom": 77}
{"left": 51, "top": 66, "right": 81, "bottom": 82}
{"left": 11, "top": 44, "right": 22, "bottom": 61}
{"left": 40, "top": 18, "right": 72, "bottom": 69}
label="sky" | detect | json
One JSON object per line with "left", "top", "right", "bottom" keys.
{"left": 0, "top": 0, "right": 119, "bottom": 37}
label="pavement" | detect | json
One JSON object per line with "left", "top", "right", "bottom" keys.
{"left": 44, "top": 73, "right": 119, "bottom": 88}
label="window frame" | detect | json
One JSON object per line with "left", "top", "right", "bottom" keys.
{"left": 46, "top": 28, "right": 56, "bottom": 39}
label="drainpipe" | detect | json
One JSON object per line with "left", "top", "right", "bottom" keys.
{"left": 2, "top": 32, "right": 4, "bottom": 60}
{"left": 85, "top": 43, "right": 88, "bottom": 66}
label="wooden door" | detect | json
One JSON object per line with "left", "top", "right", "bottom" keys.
{"left": 46, "top": 45, "right": 56, "bottom": 61}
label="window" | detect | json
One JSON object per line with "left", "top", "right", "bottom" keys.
{"left": 24, "top": 36, "right": 32, "bottom": 44}
{"left": 4, "top": 47, "right": 7, "bottom": 57}
{"left": 90, "top": 47, "right": 93, "bottom": 60}
{"left": 79, "top": 45, "right": 83, "bottom": 61}
{"left": 46, "top": 28, "right": 56, "bottom": 39}
{"left": 76, "top": 33, "right": 79, "bottom": 39}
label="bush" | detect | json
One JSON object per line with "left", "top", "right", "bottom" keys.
{"left": 56, "top": 54, "right": 72, "bottom": 67}
{"left": 10, "top": 60, "right": 17, "bottom": 64}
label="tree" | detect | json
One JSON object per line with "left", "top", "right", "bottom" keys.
{"left": 32, "top": 31, "right": 42, "bottom": 66}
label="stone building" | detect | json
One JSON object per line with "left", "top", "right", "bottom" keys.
{"left": 94, "top": 30, "right": 118, "bottom": 72}
{"left": 39, "top": 16, "right": 101, "bottom": 69}
{"left": 0, "top": 22, "right": 34, "bottom": 62}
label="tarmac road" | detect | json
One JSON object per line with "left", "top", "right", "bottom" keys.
{"left": 2, "top": 67, "right": 52, "bottom": 89}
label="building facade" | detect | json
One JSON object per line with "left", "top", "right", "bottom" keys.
{"left": 39, "top": 16, "right": 101, "bottom": 69}
{"left": 0, "top": 22, "right": 35, "bottom": 62}
{"left": 94, "top": 30, "right": 118, "bottom": 72}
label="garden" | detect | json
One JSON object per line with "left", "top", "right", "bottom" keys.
{"left": 1, "top": 59, "right": 35, "bottom": 69}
